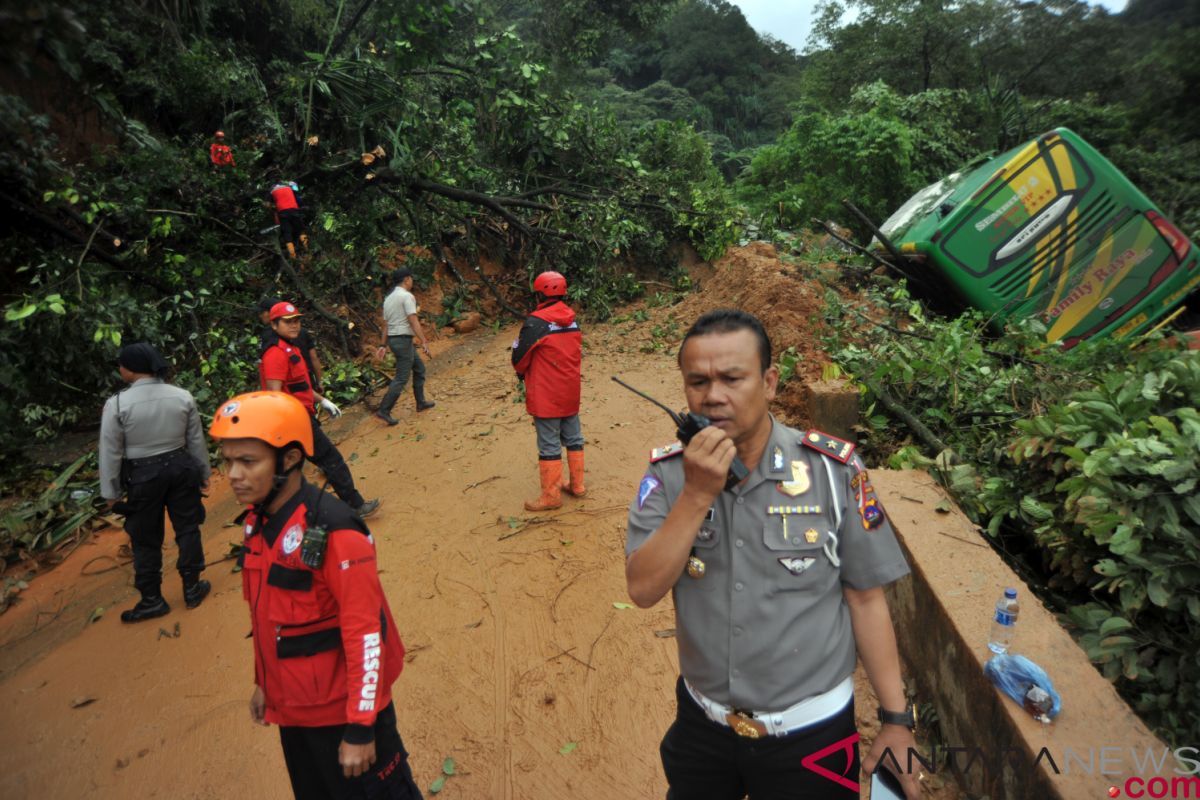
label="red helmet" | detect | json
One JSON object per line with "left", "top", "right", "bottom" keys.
{"left": 214, "top": 130, "right": 225, "bottom": 139}
{"left": 533, "top": 271, "right": 567, "bottom": 297}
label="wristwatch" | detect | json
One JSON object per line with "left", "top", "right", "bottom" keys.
{"left": 877, "top": 703, "right": 917, "bottom": 731}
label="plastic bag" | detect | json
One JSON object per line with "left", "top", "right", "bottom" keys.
{"left": 984, "top": 654, "right": 1062, "bottom": 722}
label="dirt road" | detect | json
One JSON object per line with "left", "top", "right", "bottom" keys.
{"left": 0, "top": 249, "right": 960, "bottom": 799}
{"left": 0, "top": 318, "right": 709, "bottom": 798}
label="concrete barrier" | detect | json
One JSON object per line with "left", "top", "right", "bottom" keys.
{"left": 872, "top": 469, "right": 1175, "bottom": 800}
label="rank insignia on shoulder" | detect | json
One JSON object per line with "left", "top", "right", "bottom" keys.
{"left": 802, "top": 430, "right": 855, "bottom": 463}
{"left": 650, "top": 441, "right": 684, "bottom": 462}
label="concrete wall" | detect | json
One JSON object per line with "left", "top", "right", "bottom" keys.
{"left": 873, "top": 469, "right": 1172, "bottom": 800}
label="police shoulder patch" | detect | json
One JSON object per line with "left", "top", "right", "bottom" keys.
{"left": 649, "top": 441, "right": 684, "bottom": 463}
{"left": 800, "top": 430, "right": 855, "bottom": 464}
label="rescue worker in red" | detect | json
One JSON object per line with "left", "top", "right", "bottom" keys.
{"left": 511, "top": 270, "right": 585, "bottom": 511}
{"left": 209, "top": 130, "right": 235, "bottom": 168}
{"left": 269, "top": 177, "right": 309, "bottom": 259}
{"left": 261, "top": 301, "right": 380, "bottom": 518}
{"left": 209, "top": 391, "right": 422, "bottom": 799}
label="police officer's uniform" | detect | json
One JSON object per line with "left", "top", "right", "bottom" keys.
{"left": 626, "top": 418, "right": 909, "bottom": 799}
{"left": 99, "top": 376, "right": 210, "bottom": 609}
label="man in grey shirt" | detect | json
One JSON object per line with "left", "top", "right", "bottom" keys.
{"left": 625, "top": 310, "right": 920, "bottom": 800}
{"left": 375, "top": 268, "right": 435, "bottom": 425}
{"left": 100, "top": 343, "right": 211, "bottom": 622}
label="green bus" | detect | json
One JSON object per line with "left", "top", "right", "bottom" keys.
{"left": 879, "top": 128, "right": 1199, "bottom": 349}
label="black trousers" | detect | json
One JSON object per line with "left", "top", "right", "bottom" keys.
{"left": 310, "top": 415, "right": 364, "bottom": 509}
{"left": 278, "top": 703, "right": 423, "bottom": 800}
{"left": 279, "top": 209, "right": 306, "bottom": 246}
{"left": 122, "top": 451, "right": 207, "bottom": 597}
{"left": 660, "top": 678, "right": 860, "bottom": 800}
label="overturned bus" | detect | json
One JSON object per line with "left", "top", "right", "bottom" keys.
{"left": 879, "top": 128, "right": 1199, "bottom": 349}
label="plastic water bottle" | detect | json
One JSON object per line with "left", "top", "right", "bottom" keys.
{"left": 988, "top": 588, "right": 1019, "bottom": 654}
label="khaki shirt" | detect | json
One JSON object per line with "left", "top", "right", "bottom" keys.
{"left": 98, "top": 378, "right": 210, "bottom": 500}
{"left": 383, "top": 286, "right": 417, "bottom": 336}
{"left": 625, "top": 417, "right": 909, "bottom": 711}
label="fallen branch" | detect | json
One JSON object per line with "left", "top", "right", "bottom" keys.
{"left": 811, "top": 218, "right": 894, "bottom": 271}
{"left": 861, "top": 377, "right": 958, "bottom": 463}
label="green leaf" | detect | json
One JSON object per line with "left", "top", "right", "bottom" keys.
{"left": 1019, "top": 495, "right": 1054, "bottom": 522}
{"left": 442, "top": 757, "right": 456, "bottom": 775}
{"left": 1147, "top": 575, "right": 1172, "bottom": 607}
{"left": 429, "top": 775, "right": 446, "bottom": 794}
{"left": 1098, "top": 617, "right": 1132, "bottom": 636}
{"left": 5, "top": 303, "right": 38, "bottom": 322}
{"left": 612, "top": 602, "right": 633, "bottom": 610}
{"left": 559, "top": 742, "right": 578, "bottom": 755}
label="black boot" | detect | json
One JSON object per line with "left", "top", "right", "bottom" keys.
{"left": 184, "top": 579, "right": 211, "bottom": 609}
{"left": 121, "top": 595, "right": 170, "bottom": 623}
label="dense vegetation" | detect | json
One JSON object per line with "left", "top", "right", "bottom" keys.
{"left": 2, "top": 0, "right": 1198, "bottom": 745}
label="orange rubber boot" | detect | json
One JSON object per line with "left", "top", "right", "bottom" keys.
{"left": 561, "top": 449, "right": 587, "bottom": 497}
{"left": 525, "top": 460, "right": 563, "bottom": 511}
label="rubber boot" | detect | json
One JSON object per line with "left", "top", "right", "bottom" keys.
{"left": 561, "top": 449, "right": 587, "bottom": 498}
{"left": 286, "top": 241, "right": 297, "bottom": 259}
{"left": 524, "top": 460, "right": 563, "bottom": 512}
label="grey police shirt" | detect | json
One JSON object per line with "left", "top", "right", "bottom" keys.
{"left": 625, "top": 417, "right": 910, "bottom": 712}
{"left": 99, "top": 378, "right": 211, "bottom": 500}
{"left": 383, "top": 286, "right": 417, "bottom": 336}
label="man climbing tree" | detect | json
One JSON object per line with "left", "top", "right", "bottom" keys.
{"left": 269, "top": 176, "right": 309, "bottom": 259}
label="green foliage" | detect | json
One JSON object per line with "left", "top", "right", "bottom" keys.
{"left": 985, "top": 350, "right": 1200, "bottom": 743}
{"left": 0, "top": 454, "right": 100, "bottom": 561}
{"left": 738, "top": 83, "right": 976, "bottom": 233}
{"left": 830, "top": 276, "right": 1200, "bottom": 744}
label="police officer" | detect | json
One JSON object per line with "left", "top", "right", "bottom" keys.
{"left": 374, "top": 269, "right": 435, "bottom": 426}
{"left": 99, "top": 342, "right": 211, "bottom": 622}
{"left": 209, "top": 392, "right": 422, "bottom": 799}
{"left": 261, "top": 301, "right": 380, "bottom": 518}
{"left": 624, "top": 310, "right": 921, "bottom": 800}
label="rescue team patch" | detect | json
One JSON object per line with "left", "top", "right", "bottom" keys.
{"left": 801, "top": 430, "right": 855, "bottom": 463}
{"left": 637, "top": 475, "right": 661, "bottom": 509}
{"left": 650, "top": 441, "right": 684, "bottom": 462}
{"left": 282, "top": 524, "right": 304, "bottom": 554}
{"left": 778, "top": 556, "right": 816, "bottom": 575}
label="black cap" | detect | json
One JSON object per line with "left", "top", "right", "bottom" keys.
{"left": 118, "top": 342, "right": 169, "bottom": 378}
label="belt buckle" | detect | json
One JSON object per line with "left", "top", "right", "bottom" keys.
{"left": 725, "top": 709, "right": 766, "bottom": 739}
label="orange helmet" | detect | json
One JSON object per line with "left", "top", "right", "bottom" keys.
{"left": 533, "top": 271, "right": 567, "bottom": 297}
{"left": 209, "top": 391, "right": 314, "bottom": 455}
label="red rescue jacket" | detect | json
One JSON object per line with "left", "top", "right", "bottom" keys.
{"left": 261, "top": 337, "right": 316, "bottom": 414}
{"left": 241, "top": 481, "right": 405, "bottom": 736}
{"left": 271, "top": 182, "right": 300, "bottom": 211}
{"left": 210, "top": 142, "right": 235, "bottom": 167}
{"left": 511, "top": 300, "right": 582, "bottom": 418}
